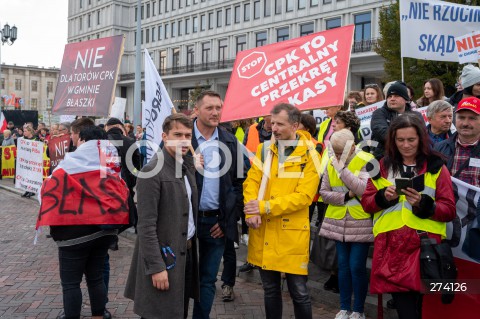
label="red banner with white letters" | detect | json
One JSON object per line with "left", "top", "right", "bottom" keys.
{"left": 222, "top": 25, "right": 354, "bottom": 122}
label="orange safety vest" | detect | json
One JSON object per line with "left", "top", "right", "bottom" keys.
{"left": 245, "top": 123, "right": 260, "bottom": 153}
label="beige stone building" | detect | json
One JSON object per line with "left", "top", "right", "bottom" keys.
{"left": 0, "top": 64, "right": 60, "bottom": 113}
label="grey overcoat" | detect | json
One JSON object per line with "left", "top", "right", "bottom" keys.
{"left": 124, "top": 148, "right": 199, "bottom": 318}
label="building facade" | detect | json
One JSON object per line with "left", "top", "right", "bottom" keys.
{"left": 0, "top": 64, "right": 59, "bottom": 113}
{"left": 68, "top": 0, "right": 389, "bottom": 116}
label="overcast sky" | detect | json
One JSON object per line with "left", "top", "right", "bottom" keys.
{"left": 0, "top": 0, "right": 68, "bottom": 68}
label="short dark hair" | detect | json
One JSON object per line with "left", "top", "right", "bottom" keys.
{"left": 270, "top": 103, "right": 301, "bottom": 124}
{"left": 195, "top": 90, "right": 222, "bottom": 106}
{"left": 347, "top": 91, "right": 363, "bottom": 103}
{"left": 334, "top": 111, "right": 361, "bottom": 135}
{"left": 106, "top": 117, "right": 124, "bottom": 127}
{"left": 300, "top": 113, "right": 317, "bottom": 135}
{"left": 162, "top": 113, "right": 193, "bottom": 134}
{"left": 79, "top": 126, "right": 108, "bottom": 142}
{"left": 71, "top": 117, "right": 95, "bottom": 133}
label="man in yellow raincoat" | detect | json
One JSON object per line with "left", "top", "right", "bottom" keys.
{"left": 243, "top": 103, "right": 320, "bottom": 319}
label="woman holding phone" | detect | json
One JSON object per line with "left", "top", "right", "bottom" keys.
{"left": 361, "top": 113, "right": 455, "bottom": 319}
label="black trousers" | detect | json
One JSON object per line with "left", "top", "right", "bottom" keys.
{"left": 392, "top": 291, "right": 423, "bottom": 319}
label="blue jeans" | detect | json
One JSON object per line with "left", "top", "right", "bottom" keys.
{"left": 221, "top": 238, "right": 236, "bottom": 287}
{"left": 192, "top": 217, "right": 226, "bottom": 319}
{"left": 58, "top": 235, "right": 116, "bottom": 319}
{"left": 336, "top": 241, "right": 370, "bottom": 313}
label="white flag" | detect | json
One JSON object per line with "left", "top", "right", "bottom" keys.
{"left": 143, "top": 48, "right": 173, "bottom": 162}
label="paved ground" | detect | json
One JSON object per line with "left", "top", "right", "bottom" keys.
{"left": 0, "top": 178, "right": 394, "bottom": 318}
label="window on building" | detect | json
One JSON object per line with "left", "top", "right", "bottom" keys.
{"left": 47, "top": 82, "right": 53, "bottom": 93}
{"left": 158, "top": 25, "right": 163, "bottom": 40}
{"left": 286, "top": 0, "right": 293, "bottom": 12}
{"left": 354, "top": 12, "right": 371, "bottom": 42}
{"left": 179, "top": 0, "right": 183, "bottom": 9}
{"left": 254, "top": 1, "right": 260, "bottom": 19}
{"left": 147, "top": 3, "right": 150, "bottom": 18}
{"left": 31, "top": 98, "right": 38, "bottom": 109}
{"left": 326, "top": 17, "right": 341, "bottom": 29}
{"left": 275, "top": 0, "right": 282, "bottom": 14}
{"left": 226, "top": 8, "right": 231, "bottom": 25}
{"left": 178, "top": 20, "right": 182, "bottom": 36}
{"left": 47, "top": 99, "right": 53, "bottom": 109}
{"left": 97, "top": 10, "right": 101, "bottom": 24}
{"left": 159, "top": 0, "right": 163, "bottom": 13}
{"left": 186, "top": 0, "right": 191, "bottom": 5}
{"left": 15, "top": 79, "right": 21, "bottom": 91}
{"left": 236, "top": 34, "right": 246, "bottom": 53}
{"left": 171, "top": 0, "right": 176, "bottom": 10}
{"left": 218, "top": 39, "right": 228, "bottom": 67}
{"left": 141, "top": 5, "right": 144, "bottom": 19}
{"left": 79, "top": 17, "right": 83, "bottom": 30}
{"left": 323, "top": 0, "right": 332, "bottom": 3}
{"left": 244, "top": 3, "right": 250, "bottom": 21}
{"left": 217, "top": 10, "right": 222, "bottom": 27}
{"left": 173, "top": 48, "right": 180, "bottom": 73}
{"left": 264, "top": 0, "right": 271, "bottom": 16}
{"left": 202, "top": 42, "right": 211, "bottom": 68}
{"left": 153, "top": 1, "right": 156, "bottom": 15}
{"left": 88, "top": 14, "right": 91, "bottom": 27}
{"left": 1, "top": 78, "right": 4, "bottom": 90}
{"left": 209, "top": 12, "right": 214, "bottom": 29}
{"left": 80, "top": 0, "right": 83, "bottom": 9}
{"left": 89, "top": 0, "right": 91, "bottom": 5}
{"left": 256, "top": 31, "right": 267, "bottom": 47}
{"left": 300, "top": 22, "right": 314, "bottom": 36}
{"left": 193, "top": 16, "right": 198, "bottom": 32}
{"left": 172, "top": 22, "right": 176, "bottom": 37}
{"left": 234, "top": 6, "right": 240, "bottom": 23}
{"left": 185, "top": 18, "right": 190, "bottom": 34}
{"left": 201, "top": 14, "right": 206, "bottom": 31}
{"left": 31, "top": 80, "right": 38, "bottom": 92}
{"left": 164, "top": 24, "right": 168, "bottom": 39}
{"left": 277, "top": 27, "right": 289, "bottom": 42}
{"left": 141, "top": 29, "right": 144, "bottom": 44}
{"left": 311, "top": 0, "right": 318, "bottom": 6}
{"left": 134, "top": 31, "right": 137, "bottom": 45}
{"left": 160, "top": 50, "right": 167, "bottom": 74}
{"left": 298, "top": 0, "right": 306, "bottom": 9}
{"left": 146, "top": 28, "right": 150, "bottom": 43}
{"left": 135, "top": 7, "right": 137, "bottom": 21}
{"left": 165, "top": 0, "right": 168, "bottom": 12}
{"left": 152, "top": 27, "right": 155, "bottom": 41}
{"left": 187, "top": 45, "right": 194, "bottom": 71}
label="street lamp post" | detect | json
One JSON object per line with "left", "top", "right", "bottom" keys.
{"left": 0, "top": 22, "right": 18, "bottom": 109}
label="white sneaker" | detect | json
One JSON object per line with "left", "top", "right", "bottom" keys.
{"left": 335, "top": 310, "right": 351, "bottom": 319}
{"left": 241, "top": 234, "right": 249, "bottom": 246}
{"left": 349, "top": 312, "right": 365, "bottom": 319}
{"left": 234, "top": 242, "right": 239, "bottom": 249}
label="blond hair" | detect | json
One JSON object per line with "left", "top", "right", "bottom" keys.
{"left": 330, "top": 129, "right": 355, "bottom": 154}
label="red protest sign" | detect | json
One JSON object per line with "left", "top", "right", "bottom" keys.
{"left": 37, "top": 169, "right": 130, "bottom": 228}
{"left": 222, "top": 25, "right": 354, "bottom": 122}
{"left": 48, "top": 134, "right": 71, "bottom": 171}
{"left": 52, "top": 35, "right": 125, "bottom": 117}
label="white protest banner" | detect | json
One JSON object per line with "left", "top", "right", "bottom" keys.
{"left": 423, "top": 177, "right": 480, "bottom": 318}
{"left": 455, "top": 31, "right": 480, "bottom": 64}
{"left": 400, "top": 0, "right": 480, "bottom": 62}
{"left": 354, "top": 100, "right": 384, "bottom": 140}
{"left": 143, "top": 49, "right": 173, "bottom": 162}
{"left": 312, "top": 109, "right": 328, "bottom": 127}
{"left": 109, "top": 97, "right": 127, "bottom": 122}
{"left": 15, "top": 138, "right": 44, "bottom": 193}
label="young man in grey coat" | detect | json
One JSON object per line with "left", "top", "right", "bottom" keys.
{"left": 125, "top": 113, "right": 200, "bottom": 319}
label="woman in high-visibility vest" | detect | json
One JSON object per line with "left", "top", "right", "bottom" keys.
{"left": 319, "top": 129, "right": 373, "bottom": 319}
{"left": 361, "top": 113, "right": 456, "bottom": 319}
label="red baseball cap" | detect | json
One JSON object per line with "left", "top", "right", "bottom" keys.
{"left": 456, "top": 97, "right": 480, "bottom": 115}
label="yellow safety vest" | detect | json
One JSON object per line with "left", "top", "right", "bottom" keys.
{"left": 235, "top": 126, "right": 245, "bottom": 143}
{"left": 317, "top": 118, "right": 332, "bottom": 145}
{"left": 370, "top": 169, "right": 446, "bottom": 237}
{"left": 325, "top": 151, "right": 373, "bottom": 220}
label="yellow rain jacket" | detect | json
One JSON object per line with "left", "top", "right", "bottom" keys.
{"left": 243, "top": 132, "right": 320, "bottom": 275}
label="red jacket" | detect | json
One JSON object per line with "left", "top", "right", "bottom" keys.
{"left": 361, "top": 155, "right": 455, "bottom": 293}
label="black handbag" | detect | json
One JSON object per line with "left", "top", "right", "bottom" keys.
{"left": 419, "top": 232, "right": 458, "bottom": 304}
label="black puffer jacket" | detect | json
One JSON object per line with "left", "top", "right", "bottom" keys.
{"left": 370, "top": 102, "right": 425, "bottom": 159}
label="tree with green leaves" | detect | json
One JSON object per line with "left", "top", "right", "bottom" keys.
{"left": 375, "top": 0, "right": 479, "bottom": 99}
